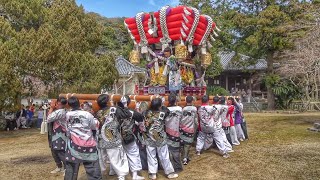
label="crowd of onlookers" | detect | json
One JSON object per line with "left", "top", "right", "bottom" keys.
{"left": 230, "top": 88, "right": 252, "bottom": 103}
{"left": 4, "top": 104, "right": 45, "bottom": 131}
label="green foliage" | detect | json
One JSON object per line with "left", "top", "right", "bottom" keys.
{"left": 206, "top": 86, "right": 229, "bottom": 96}
{"left": 264, "top": 74, "right": 281, "bottom": 88}
{"left": 0, "top": 0, "right": 118, "bottom": 111}
{"left": 273, "top": 80, "right": 302, "bottom": 109}
{"left": 262, "top": 76, "right": 302, "bottom": 109}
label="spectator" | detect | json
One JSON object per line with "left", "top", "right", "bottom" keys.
{"left": 241, "top": 89, "right": 247, "bottom": 102}
{"left": 37, "top": 107, "right": 44, "bottom": 129}
{"left": 6, "top": 113, "right": 17, "bottom": 131}
{"left": 231, "top": 88, "right": 236, "bottom": 96}
{"left": 16, "top": 105, "right": 27, "bottom": 129}
{"left": 247, "top": 89, "right": 252, "bottom": 103}
{"left": 26, "top": 106, "right": 33, "bottom": 128}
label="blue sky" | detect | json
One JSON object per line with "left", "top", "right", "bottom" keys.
{"left": 76, "top": 0, "right": 180, "bottom": 18}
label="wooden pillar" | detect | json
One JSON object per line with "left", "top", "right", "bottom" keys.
{"left": 123, "top": 81, "right": 126, "bottom": 95}
{"left": 226, "top": 75, "right": 229, "bottom": 91}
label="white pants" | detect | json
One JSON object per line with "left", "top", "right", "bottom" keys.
{"left": 204, "top": 133, "right": 214, "bottom": 150}
{"left": 196, "top": 131, "right": 213, "bottom": 152}
{"left": 218, "top": 128, "right": 233, "bottom": 152}
{"left": 230, "top": 126, "right": 240, "bottom": 145}
{"left": 235, "top": 124, "right": 245, "bottom": 140}
{"left": 97, "top": 148, "right": 109, "bottom": 172}
{"left": 123, "top": 141, "right": 142, "bottom": 172}
{"left": 198, "top": 129, "right": 232, "bottom": 153}
{"left": 16, "top": 117, "right": 26, "bottom": 128}
{"left": 146, "top": 145, "right": 175, "bottom": 175}
{"left": 107, "top": 145, "right": 129, "bottom": 177}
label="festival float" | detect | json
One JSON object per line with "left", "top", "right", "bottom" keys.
{"left": 57, "top": 5, "right": 222, "bottom": 112}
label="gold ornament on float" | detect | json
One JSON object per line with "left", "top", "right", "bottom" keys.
{"left": 201, "top": 53, "right": 212, "bottom": 68}
{"left": 175, "top": 43, "right": 187, "bottom": 61}
{"left": 129, "top": 50, "right": 140, "bottom": 65}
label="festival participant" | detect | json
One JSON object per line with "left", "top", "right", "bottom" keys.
{"left": 196, "top": 95, "right": 214, "bottom": 155}
{"left": 82, "top": 101, "right": 94, "bottom": 114}
{"left": 165, "top": 93, "right": 183, "bottom": 172}
{"left": 64, "top": 96, "right": 102, "bottom": 180}
{"left": 47, "top": 97, "right": 67, "bottom": 175}
{"left": 117, "top": 95, "right": 145, "bottom": 180}
{"left": 141, "top": 98, "right": 178, "bottom": 180}
{"left": 133, "top": 102, "right": 148, "bottom": 170}
{"left": 196, "top": 95, "right": 229, "bottom": 158}
{"left": 95, "top": 94, "right": 129, "bottom": 180}
{"left": 180, "top": 96, "right": 198, "bottom": 165}
{"left": 240, "top": 103, "right": 249, "bottom": 140}
{"left": 227, "top": 98, "right": 240, "bottom": 146}
{"left": 234, "top": 98, "right": 245, "bottom": 141}
{"left": 212, "top": 96, "right": 233, "bottom": 154}
{"left": 219, "top": 96, "right": 233, "bottom": 145}
{"left": 162, "top": 47, "right": 182, "bottom": 92}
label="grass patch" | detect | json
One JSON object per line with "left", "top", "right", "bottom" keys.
{"left": 0, "top": 113, "right": 319, "bottom": 180}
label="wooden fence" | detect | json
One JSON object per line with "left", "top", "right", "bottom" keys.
{"left": 289, "top": 101, "right": 320, "bottom": 111}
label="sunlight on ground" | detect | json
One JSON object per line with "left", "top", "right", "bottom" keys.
{"left": 0, "top": 113, "right": 320, "bottom": 180}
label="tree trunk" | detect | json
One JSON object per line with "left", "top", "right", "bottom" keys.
{"left": 267, "top": 52, "right": 275, "bottom": 110}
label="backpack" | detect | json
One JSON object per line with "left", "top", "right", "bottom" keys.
{"left": 119, "top": 110, "right": 135, "bottom": 144}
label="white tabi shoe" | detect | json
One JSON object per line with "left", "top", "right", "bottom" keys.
{"left": 167, "top": 173, "right": 178, "bottom": 179}
{"left": 132, "top": 171, "right": 145, "bottom": 180}
{"left": 50, "top": 167, "right": 62, "bottom": 174}
{"left": 118, "top": 176, "right": 125, "bottom": 180}
{"left": 148, "top": 174, "right": 157, "bottom": 180}
{"left": 223, "top": 153, "right": 230, "bottom": 158}
{"left": 196, "top": 151, "right": 201, "bottom": 156}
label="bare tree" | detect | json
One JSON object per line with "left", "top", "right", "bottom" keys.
{"left": 279, "top": 10, "right": 320, "bottom": 104}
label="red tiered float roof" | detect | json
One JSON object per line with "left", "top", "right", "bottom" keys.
{"left": 124, "top": 5, "right": 217, "bottom": 46}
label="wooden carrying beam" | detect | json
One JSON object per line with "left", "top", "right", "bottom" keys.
{"left": 59, "top": 93, "right": 238, "bottom": 102}
{"left": 57, "top": 94, "right": 239, "bottom": 113}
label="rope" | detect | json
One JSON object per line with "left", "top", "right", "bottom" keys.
{"left": 199, "top": 15, "right": 213, "bottom": 46}
{"left": 186, "top": 7, "right": 200, "bottom": 52}
{"left": 136, "top": 12, "right": 148, "bottom": 53}
{"left": 159, "top": 6, "right": 171, "bottom": 50}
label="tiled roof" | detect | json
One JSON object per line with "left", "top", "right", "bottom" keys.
{"left": 218, "top": 51, "right": 267, "bottom": 71}
{"left": 115, "top": 57, "right": 146, "bottom": 76}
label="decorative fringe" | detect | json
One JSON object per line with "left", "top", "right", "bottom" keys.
{"left": 201, "top": 46, "right": 207, "bottom": 55}
{"left": 141, "top": 46, "right": 148, "bottom": 54}
{"left": 210, "top": 35, "right": 216, "bottom": 42}
{"left": 188, "top": 44, "right": 193, "bottom": 52}
{"left": 213, "top": 31, "right": 219, "bottom": 37}
{"left": 154, "top": 58, "right": 159, "bottom": 73}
